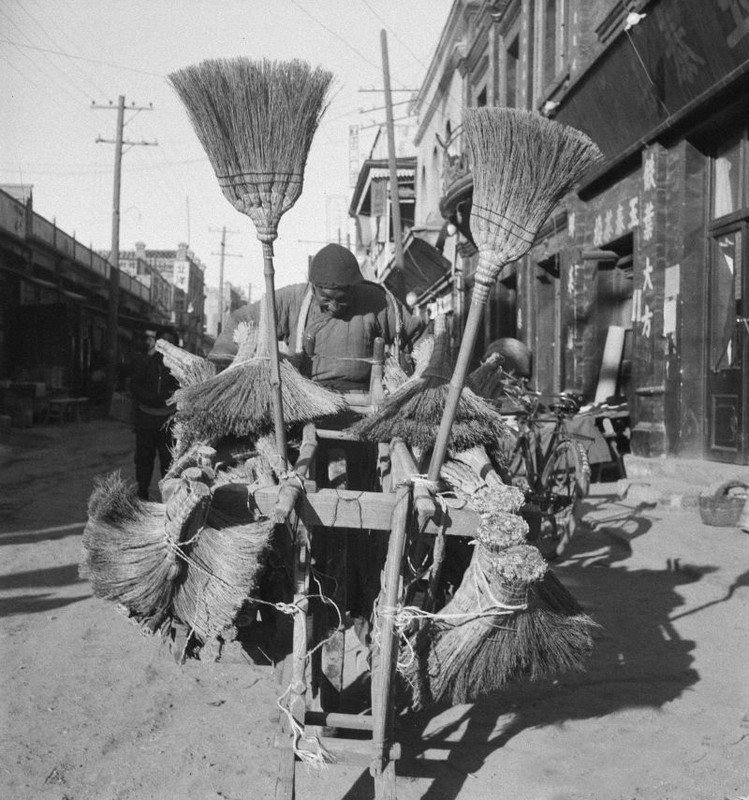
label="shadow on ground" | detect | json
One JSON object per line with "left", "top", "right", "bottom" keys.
{"left": 335, "top": 495, "right": 717, "bottom": 800}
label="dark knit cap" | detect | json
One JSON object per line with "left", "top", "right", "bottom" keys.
{"left": 309, "top": 243, "right": 362, "bottom": 288}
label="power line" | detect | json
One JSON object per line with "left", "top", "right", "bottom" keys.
{"left": 0, "top": 14, "right": 94, "bottom": 108}
{"left": 0, "top": 51, "right": 76, "bottom": 119}
{"left": 286, "top": 0, "right": 385, "bottom": 80}
{"left": 12, "top": 0, "right": 108, "bottom": 100}
{"left": 358, "top": 0, "right": 430, "bottom": 69}
{"left": 0, "top": 35, "right": 165, "bottom": 77}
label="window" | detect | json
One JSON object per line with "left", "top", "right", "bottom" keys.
{"left": 710, "top": 230, "right": 743, "bottom": 370}
{"left": 533, "top": 0, "right": 569, "bottom": 104}
{"left": 505, "top": 35, "right": 519, "bottom": 108}
{"left": 543, "top": 0, "right": 557, "bottom": 87}
{"left": 712, "top": 135, "right": 744, "bottom": 219}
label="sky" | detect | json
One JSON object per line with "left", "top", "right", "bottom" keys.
{"left": 0, "top": 0, "right": 452, "bottom": 296}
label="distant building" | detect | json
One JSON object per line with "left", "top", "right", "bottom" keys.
{"left": 0, "top": 186, "right": 156, "bottom": 397}
{"left": 117, "top": 241, "right": 207, "bottom": 353}
{"left": 205, "top": 282, "right": 246, "bottom": 340}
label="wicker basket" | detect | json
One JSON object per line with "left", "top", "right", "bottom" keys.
{"left": 698, "top": 480, "right": 749, "bottom": 527}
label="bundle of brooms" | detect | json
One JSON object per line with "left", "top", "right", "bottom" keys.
{"left": 81, "top": 463, "right": 277, "bottom": 647}
{"left": 401, "top": 457, "right": 595, "bottom": 708}
{"left": 168, "top": 57, "right": 334, "bottom": 467}
{"left": 81, "top": 470, "right": 210, "bottom": 629}
{"left": 349, "top": 314, "right": 506, "bottom": 453}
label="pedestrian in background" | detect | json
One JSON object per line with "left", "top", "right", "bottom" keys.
{"left": 130, "top": 328, "right": 179, "bottom": 500}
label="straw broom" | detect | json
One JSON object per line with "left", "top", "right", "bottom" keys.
{"left": 349, "top": 314, "right": 506, "bottom": 452}
{"left": 466, "top": 353, "right": 505, "bottom": 403}
{"left": 402, "top": 515, "right": 595, "bottom": 709}
{"left": 173, "top": 315, "right": 346, "bottom": 443}
{"left": 425, "top": 108, "right": 603, "bottom": 486}
{"left": 168, "top": 57, "right": 333, "bottom": 467}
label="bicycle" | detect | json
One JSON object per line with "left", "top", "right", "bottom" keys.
{"left": 497, "top": 381, "right": 591, "bottom": 560}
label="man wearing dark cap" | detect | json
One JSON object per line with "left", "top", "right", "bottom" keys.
{"left": 211, "top": 243, "right": 423, "bottom": 391}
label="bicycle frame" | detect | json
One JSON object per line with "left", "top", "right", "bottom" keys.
{"left": 505, "top": 390, "right": 587, "bottom": 513}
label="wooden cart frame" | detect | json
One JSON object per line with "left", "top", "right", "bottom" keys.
{"left": 258, "top": 343, "right": 480, "bottom": 800}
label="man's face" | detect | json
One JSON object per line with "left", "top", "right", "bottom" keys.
{"left": 313, "top": 285, "right": 354, "bottom": 319}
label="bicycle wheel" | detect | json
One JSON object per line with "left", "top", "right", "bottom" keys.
{"left": 538, "top": 439, "right": 590, "bottom": 558}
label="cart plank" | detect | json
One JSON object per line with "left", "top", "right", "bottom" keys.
{"left": 253, "top": 486, "right": 480, "bottom": 536}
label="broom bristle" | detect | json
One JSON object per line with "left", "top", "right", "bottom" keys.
{"left": 81, "top": 499, "right": 177, "bottom": 617}
{"left": 464, "top": 108, "right": 603, "bottom": 268}
{"left": 174, "top": 355, "right": 347, "bottom": 442}
{"left": 350, "top": 314, "right": 505, "bottom": 450}
{"left": 172, "top": 517, "right": 275, "bottom": 643}
{"left": 168, "top": 58, "right": 333, "bottom": 235}
{"left": 156, "top": 339, "right": 216, "bottom": 388}
{"left": 402, "top": 542, "right": 595, "bottom": 708}
{"left": 86, "top": 471, "right": 140, "bottom": 523}
{"left": 349, "top": 379, "right": 506, "bottom": 450}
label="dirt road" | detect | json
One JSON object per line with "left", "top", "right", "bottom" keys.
{"left": 1, "top": 419, "right": 748, "bottom": 799}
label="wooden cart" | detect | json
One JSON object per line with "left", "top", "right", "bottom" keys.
{"left": 253, "top": 341, "right": 479, "bottom": 800}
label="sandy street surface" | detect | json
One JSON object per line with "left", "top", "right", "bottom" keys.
{"left": 1, "top": 418, "right": 748, "bottom": 800}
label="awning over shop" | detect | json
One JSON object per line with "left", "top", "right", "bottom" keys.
{"left": 382, "top": 233, "right": 452, "bottom": 306}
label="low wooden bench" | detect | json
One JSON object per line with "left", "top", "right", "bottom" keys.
{"left": 44, "top": 396, "right": 89, "bottom": 424}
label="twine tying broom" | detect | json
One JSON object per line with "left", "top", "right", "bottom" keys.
{"left": 349, "top": 314, "right": 506, "bottom": 452}
{"left": 425, "top": 108, "right": 603, "bottom": 486}
{"left": 168, "top": 57, "right": 334, "bottom": 467}
{"left": 441, "top": 452, "right": 588, "bottom": 616}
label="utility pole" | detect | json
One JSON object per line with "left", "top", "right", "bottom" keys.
{"left": 381, "top": 30, "right": 405, "bottom": 297}
{"left": 210, "top": 225, "right": 241, "bottom": 335}
{"left": 93, "top": 96, "right": 157, "bottom": 410}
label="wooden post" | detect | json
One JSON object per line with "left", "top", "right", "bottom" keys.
{"left": 381, "top": 30, "right": 405, "bottom": 298}
{"left": 262, "top": 241, "right": 288, "bottom": 465}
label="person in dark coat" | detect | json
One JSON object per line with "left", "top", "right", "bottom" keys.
{"left": 130, "top": 328, "right": 179, "bottom": 500}
{"left": 210, "top": 243, "right": 424, "bottom": 392}
{"left": 210, "top": 244, "right": 424, "bottom": 633}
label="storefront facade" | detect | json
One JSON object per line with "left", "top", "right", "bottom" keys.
{"left": 413, "top": 0, "right": 749, "bottom": 465}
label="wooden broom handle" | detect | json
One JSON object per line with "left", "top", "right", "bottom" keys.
{"left": 262, "top": 241, "right": 288, "bottom": 466}
{"left": 426, "top": 278, "right": 494, "bottom": 483}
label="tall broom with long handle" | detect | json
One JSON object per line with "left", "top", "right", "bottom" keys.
{"left": 168, "top": 58, "right": 333, "bottom": 466}
{"left": 426, "top": 108, "right": 603, "bottom": 485}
